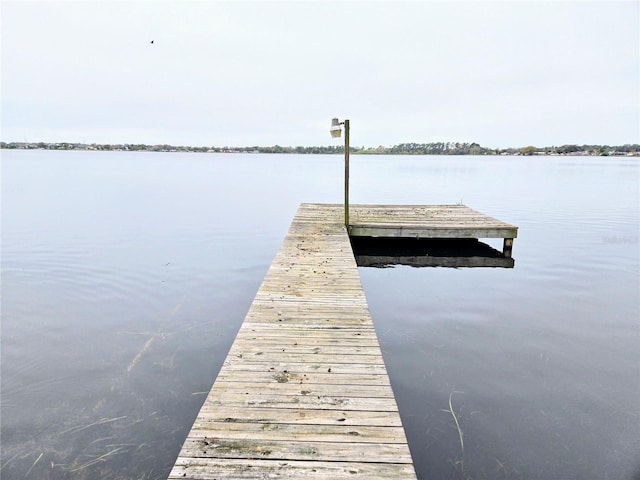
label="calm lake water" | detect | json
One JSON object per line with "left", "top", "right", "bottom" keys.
{"left": 1, "top": 150, "right": 638, "bottom": 480}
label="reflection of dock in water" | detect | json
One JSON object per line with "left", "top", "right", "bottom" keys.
{"left": 169, "top": 203, "right": 517, "bottom": 479}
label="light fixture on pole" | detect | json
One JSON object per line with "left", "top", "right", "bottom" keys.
{"left": 330, "top": 118, "right": 342, "bottom": 138}
{"left": 329, "top": 118, "right": 350, "bottom": 227}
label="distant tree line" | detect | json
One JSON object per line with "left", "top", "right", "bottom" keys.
{"left": 0, "top": 142, "right": 345, "bottom": 154}
{"left": 1, "top": 141, "right": 638, "bottom": 156}
{"left": 364, "top": 142, "right": 490, "bottom": 155}
{"left": 363, "top": 142, "right": 639, "bottom": 156}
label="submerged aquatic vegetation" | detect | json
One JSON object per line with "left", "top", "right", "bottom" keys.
{"left": 444, "top": 392, "right": 465, "bottom": 476}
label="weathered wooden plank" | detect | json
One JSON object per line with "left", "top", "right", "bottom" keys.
{"left": 192, "top": 406, "right": 405, "bottom": 427}
{"left": 224, "top": 352, "right": 387, "bottom": 365}
{"left": 208, "top": 382, "right": 395, "bottom": 397}
{"left": 228, "top": 342, "right": 383, "bottom": 355}
{"left": 170, "top": 459, "right": 417, "bottom": 479}
{"left": 177, "top": 437, "right": 412, "bottom": 463}
{"left": 244, "top": 314, "right": 372, "bottom": 325}
{"left": 349, "top": 224, "right": 518, "bottom": 238}
{"left": 238, "top": 323, "right": 375, "bottom": 332}
{"left": 203, "top": 392, "right": 400, "bottom": 411}
{"left": 235, "top": 330, "right": 379, "bottom": 342}
{"left": 218, "top": 361, "right": 389, "bottom": 375}
{"left": 183, "top": 422, "right": 408, "bottom": 443}
{"left": 243, "top": 306, "right": 372, "bottom": 316}
{"left": 214, "top": 370, "right": 392, "bottom": 386}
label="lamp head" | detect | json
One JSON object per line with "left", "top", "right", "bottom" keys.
{"left": 330, "top": 117, "right": 342, "bottom": 138}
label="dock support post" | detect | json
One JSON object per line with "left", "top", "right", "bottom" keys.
{"left": 503, "top": 238, "right": 514, "bottom": 258}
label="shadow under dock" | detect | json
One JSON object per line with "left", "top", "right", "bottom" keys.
{"left": 351, "top": 237, "right": 515, "bottom": 268}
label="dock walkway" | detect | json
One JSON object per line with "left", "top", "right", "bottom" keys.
{"left": 169, "top": 203, "right": 417, "bottom": 479}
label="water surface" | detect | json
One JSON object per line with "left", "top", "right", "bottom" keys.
{"left": 1, "top": 150, "right": 638, "bottom": 479}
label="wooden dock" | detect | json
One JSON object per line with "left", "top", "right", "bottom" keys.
{"left": 169, "top": 203, "right": 517, "bottom": 479}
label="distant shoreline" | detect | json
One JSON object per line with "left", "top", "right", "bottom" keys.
{"left": 1, "top": 141, "right": 638, "bottom": 157}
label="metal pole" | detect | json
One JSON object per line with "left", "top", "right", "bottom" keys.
{"left": 344, "top": 119, "right": 350, "bottom": 227}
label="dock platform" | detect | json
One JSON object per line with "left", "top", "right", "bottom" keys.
{"left": 348, "top": 204, "right": 518, "bottom": 257}
{"left": 169, "top": 203, "right": 517, "bottom": 479}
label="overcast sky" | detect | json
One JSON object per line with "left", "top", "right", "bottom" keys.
{"left": 2, "top": 1, "right": 638, "bottom": 148}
